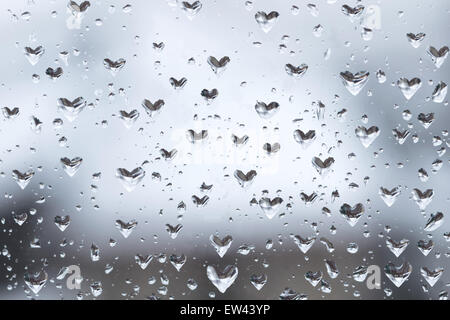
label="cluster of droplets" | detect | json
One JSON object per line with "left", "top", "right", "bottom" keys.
{"left": 1, "top": 0, "right": 449, "bottom": 300}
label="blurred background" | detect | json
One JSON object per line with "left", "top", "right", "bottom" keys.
{"left": 0, "top": 0, "right": 448, "bottom": 299}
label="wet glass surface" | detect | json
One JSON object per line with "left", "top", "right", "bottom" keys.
{"left": 0, "top": 0, "right": 449, "bottom": 300}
